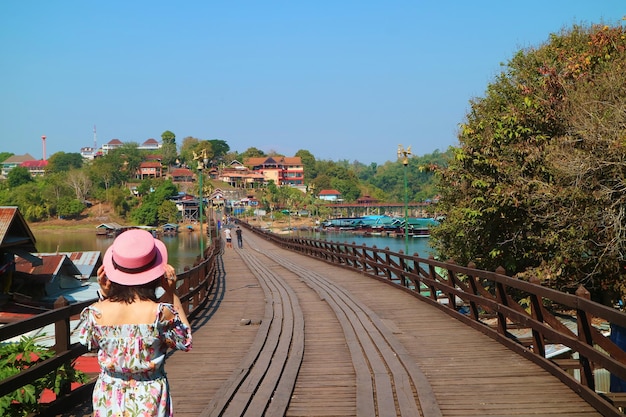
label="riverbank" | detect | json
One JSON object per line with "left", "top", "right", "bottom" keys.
{"left": 28, "top": 202, "right": 319, "bottom": 233}
{"left": 28, "top": 202, "right": 124, "bottom": 232}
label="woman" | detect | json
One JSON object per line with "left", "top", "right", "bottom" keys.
{"left": 77, "top": 229, "right": 192, "bottom": 416}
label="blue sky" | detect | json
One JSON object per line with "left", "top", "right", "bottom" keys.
{"left": 1, "top": 1, "right": 623, "bottom": 165}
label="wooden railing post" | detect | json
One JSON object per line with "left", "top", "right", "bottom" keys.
{"left": 398, "top": 255, "right": 408, "bottom": 287}
{"left": 384, "top": 252, "right": 393, "bottom": 281}
{"left": 427, "top": 259, "right": 439, "bottom": 301}
{"left": 576, "top": 285, "right": 595, "bottom": 390}
{"left": 494, "top": 266, "right": 508, "bottom": 337}
{"left": 466, "top": 262, "right": 481, "bottom": 321}
{"left": 528, "top": 276, "right": 546, "bottom": 357}
{"left": 358, "top": 245, "right": 366, "bottom": 272}
{"left": 53, "top": 296, "right": 72, "bottom": 397}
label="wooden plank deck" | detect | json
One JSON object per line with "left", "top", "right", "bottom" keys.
{"left": 59, "top": 230, "right": 608, "bottom": 417}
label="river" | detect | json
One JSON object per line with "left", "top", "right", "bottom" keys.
{"left": 300, "top": 230, "right": 433, "bottom": 256}
{"left": 32, "top": 228, "right": 433, "bottom": 273}
{"left": 33, "top": 230, "right": 206, "bottom": 273}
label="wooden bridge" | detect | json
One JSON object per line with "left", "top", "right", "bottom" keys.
{"left": 165, "top": 230, "right": 622, "bottom": 417}
{"left": 4, "top": 224, "right": 626, "bottom": 416}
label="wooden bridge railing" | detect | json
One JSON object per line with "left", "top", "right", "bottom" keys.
{"left": 242, "top": 222, "right": 626, "bottom": 417}
{"left": 0, "top": 235, "right": 221, "bottom": 416}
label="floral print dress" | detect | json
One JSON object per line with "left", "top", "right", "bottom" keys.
{"left": 77, "top": 303, "right": 192, "bottom": 417}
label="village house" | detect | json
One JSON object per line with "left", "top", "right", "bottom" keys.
{"left": 20, "top": 159, "right": 48, "bottom": 177}
{"left": 0, "top": 153, "right": 37, "bottom": 179}
{"left": 138, "top": 138, "right": 162, "bottom": 151}
{"left": 243, "top": 156, "right": 305, "bottom": 191}
{"left": 217, "top": 160, "right": 266, "bottom": 189}
{"left": 101, "top": 138, "right": 124, "bottom": 154}
{"left": 170, "top": 167, "right": 195, "bottom": 183}
{"left": 318, "top": 189, "right": 342, "bottom": 202}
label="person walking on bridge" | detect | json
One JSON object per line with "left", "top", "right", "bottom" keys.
{"left": 77, "top": 229, "right": 192, "bottom": 417}
{"left": 235, "top": 226, "right": 243, "bottom": 248}
{"left": 224, "top": 227, "right": 233, "bottom": 248}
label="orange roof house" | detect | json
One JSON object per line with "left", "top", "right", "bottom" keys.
{"left": 137, "top": 161, "right": 163, "bottom": 179}
{"left": 170, "top": 168, "right": 195, "bottom": 183}
{"left": 243, "top": 156, "right": 304, "bottom": 187}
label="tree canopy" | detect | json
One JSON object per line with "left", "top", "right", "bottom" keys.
{"left": 160, "top": 130, "right": 178, "bottom": 166}
{"left": 431, "top": 23, "right": 626, "bottom": 304}
{"left": 46, "top": 152, "right": 83, "bottom": 173}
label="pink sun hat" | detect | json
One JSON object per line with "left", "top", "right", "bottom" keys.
{"left": 103, "top": 229, "right": 168, "bottom": 285}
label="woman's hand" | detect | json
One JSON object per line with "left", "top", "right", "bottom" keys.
{"left": 96, "top": 265, "right": 110, "bottom": 300}
{"left": 161, "top": 264, "right": 177, "bottom": 294}
{"left": 161, "top": 264, "right": 176, "bottom": 302}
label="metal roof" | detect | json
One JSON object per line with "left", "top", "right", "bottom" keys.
{"left": 0, "top": 206, "right": 37, "bottom": 252}
{"left": 95, "top": 222, "right": 124, "bottom": 230}
{"left": 36, "top": 251, "right": 102, "bottom": 279}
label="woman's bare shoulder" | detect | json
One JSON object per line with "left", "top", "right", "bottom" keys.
{"left": 94, "top": 300, "right": 160, "bottom": 325}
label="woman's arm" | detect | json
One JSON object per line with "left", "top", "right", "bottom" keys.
{"left": 160, "top": 264, "right": 191, "bottom": 328}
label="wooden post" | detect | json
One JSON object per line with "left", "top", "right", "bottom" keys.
{"left": 53, "top": 296, "right": 72, "bottom": 396}
{"left": 575, "top": 285, "right": 595, "bottom": 390}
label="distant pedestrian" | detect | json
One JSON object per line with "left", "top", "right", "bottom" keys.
{"left": 235, "top": 226, "right": 243, "bottom": 248}
{"left": 224, "top": 227, "right": 232, "bottom": 248}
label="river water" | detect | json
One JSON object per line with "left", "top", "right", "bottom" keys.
{"left": 33, "top": 230, "right": 206, "bottom": 273}
{"left": 32, "top": 229, "right": 433, "bottom": 273}
{"left": 301, "top": 230, "right": 433, "bottom": 257}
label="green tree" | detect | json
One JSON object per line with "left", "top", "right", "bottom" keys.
{"left": 0, "top": 152, "right": 14, "bottom": 162}
{"left": 45, "top": 152, "right": 83, "bottom": 173}
{"left": 131, "top": 203, "right": 159, "bottom": 226}
{"left": 207, "top": 139, "right": 230, "bottom": 161}
{"left": 57, "top": 198, "right": 85, "bottom": 219}
{"left": 41, "top": 172, "right": 73, "bottom": 218}
{"left": 179, "top": 137, "right": 200, "bottom": 166}
{"left": 88, "top": 155, "right": 124, "bottom": 197}
{"left": 7, "top": 166, "right": 32, "bottom": 188}
{"left": 109, "top": 143, "right": 142, "bottom": 181}
{"left": 109, "top": 186, "right": 131, "bottom": 216}
{"left": 158, "top": 200, "right": 179, "bottom": 223}
{"left": 160, "top": 130, "right": 178, "bottom": 167}
{"left": 431, "top": 23, "right": 626, "bottom": 303}
{"left": 130, "top": 180, "right": 178, "bottom": 225}
{"left": 8, "top": 182, "right": 48, "bottom": 221}
{"left": 241, "top": 147, "right": 266, "bottom": 160}
{"left": 295, "top": 149, "right": 317, "bottom": 182}
{"left": 316, "top": 162, "right": 361, "bottom": 201}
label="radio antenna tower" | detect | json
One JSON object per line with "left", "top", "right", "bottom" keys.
{"left": 93, "top": 125, "right": 97, "bottom": 149}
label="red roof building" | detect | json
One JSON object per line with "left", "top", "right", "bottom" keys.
{"left": 20, "top": 160, "right": 48, "bottom": 177}
{"left": 139, "top": 138, "right": 161, "bottom": 150}
{"left": 102, "top": 139, "right": 124, "bottom": 154}
{"left": 318, "top": 189, "right": 342, "bottom": 201}
{"left": 170, "top": 168, "right": 195, "bottom": 183}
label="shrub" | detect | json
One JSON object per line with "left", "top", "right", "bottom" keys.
{"left": 0, "top": 335, "right": 88, "bottom": 417}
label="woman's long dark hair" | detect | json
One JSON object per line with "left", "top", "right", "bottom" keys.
{"left": 105, "top": 277, "right": 160, "bottom": 304}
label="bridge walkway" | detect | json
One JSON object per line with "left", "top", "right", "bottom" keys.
{"left": 61, "top": 230, "right": 605, "bottom": 416}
